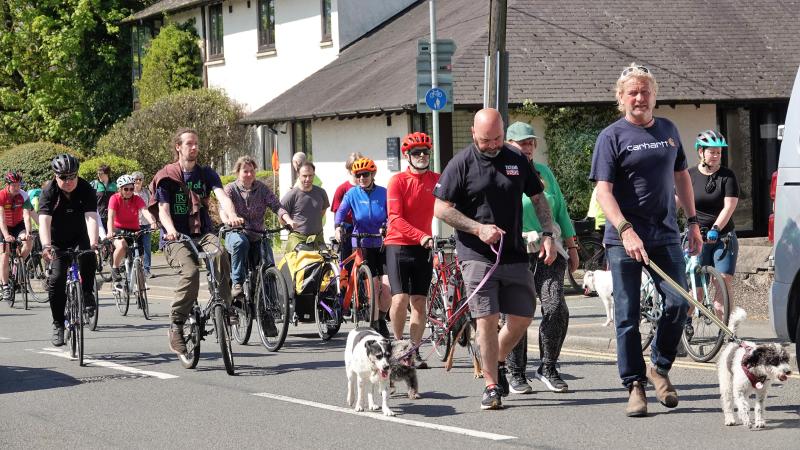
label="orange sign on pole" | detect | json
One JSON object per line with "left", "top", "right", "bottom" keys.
{"left": 271, "top": 148, "right": 280, "bottom": 173}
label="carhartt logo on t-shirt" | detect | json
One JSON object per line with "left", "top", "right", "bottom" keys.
{"left": 505, "top": 165, "right": 520, "bottom": 176}
{"left": 626, "top": 139, "right": 675, "bottom": 152}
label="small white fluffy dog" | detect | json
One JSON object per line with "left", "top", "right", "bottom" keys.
{"left": 718, "top": 308, "right": 792, "bottom": 429}
{"left": 582, "top": 270, "right": 615, "bottom": 326}
{"left": 583, "top": 270, "right": 653, "bottom": 327}
{"left": 345, "top": 327, "right": 395, "bottom": 416}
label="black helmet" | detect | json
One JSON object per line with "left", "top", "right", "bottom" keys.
{"left": 51, "top": 154, "right": 80, "bottom": 175}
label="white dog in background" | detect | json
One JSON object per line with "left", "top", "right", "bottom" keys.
{"left": 718, "top": 308, "right": 793, "bottom": 429}
{"left": 582, "top": 270, "right": 615, "bottom": 326}
{"left": 345, "top": 327, "right": 395, "bottom": 416}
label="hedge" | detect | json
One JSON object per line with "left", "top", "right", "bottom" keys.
{"left": 79, "top": 154, "right": 142, "bottom": 182}
{"left": 0, "top": 142, "right": 83, "bottom": 188}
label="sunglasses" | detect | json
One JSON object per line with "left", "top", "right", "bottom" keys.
{"left": 57, "top": 173, "right": 78, "bottom": 181}
{"left": 134, "top": 178, "right": 143, "bottom": 182}
{"left": 409, "top": 149, "right": 431, "bottom": 157}
{"left": 121, "top": 187, "right": 134, "bottom": 192}
{"left": 355, "top": 172, "right": 372, "bottom": 179}
{"left": 620, "top": 65, "right": 650, "bottom": 78}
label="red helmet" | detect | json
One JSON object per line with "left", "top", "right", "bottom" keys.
{"left": 4, "top": 171, "right": 22, "bottom": 184}
{"left": 350, "top": 158, "right": 377, "bottom": 174}
{"left": 401, "top": 132, "right": 432, "bottom": 155}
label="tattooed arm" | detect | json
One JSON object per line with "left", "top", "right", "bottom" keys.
{"left": 434, "top": 198, "right": 503, "bottom": 245}
{"left": 530, "top": 192, "right": 555, "bottom": 234}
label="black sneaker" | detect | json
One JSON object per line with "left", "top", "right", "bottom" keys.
{"left": 480, "top": 385, "right": 504, "bottom": 410}
{"left": 497, "top": 363, "right": 510, "bottom": 397}
{"left": 83, "top": 291, "right": 96, "bottom": 317}
{"left": 168, "top": 322, "right": 187, "bottom": 354}
{"left": 535, "top": 365, "right": 569, "bottom": 393}
{"left": 372, "top": 319, "right": 391, "bottom": 339}
{"left": 414, "top": 349, "right": 429, "bottom": 369}
{"left": 51, "top": 324, "right": 65, "bottom": 346}
{"left": 509, "top": 374, "right": 533, "bottom": 394}
{"left": 111, "top": 267, "right": 122, "bottom": 282}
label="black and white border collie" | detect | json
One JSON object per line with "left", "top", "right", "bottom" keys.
{"left": 345, "top": 327, "right": 394, "bottom": 416}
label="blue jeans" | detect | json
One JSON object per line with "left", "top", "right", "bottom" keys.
{"left": 606, "top": 244, "right": 689, "bottom": 387}
{"left": 138, "top": 224, "right": 152, "bottom": 272}
{"left": 225, "top": 232, "right": 274, "bottom": 285}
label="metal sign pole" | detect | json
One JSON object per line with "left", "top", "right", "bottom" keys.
{"left": 429, "top": 0, "right": 441, "bottom": 237}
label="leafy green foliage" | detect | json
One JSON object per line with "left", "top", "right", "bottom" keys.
{"left": 135, "top": 21, "right": 203, "bottom": 108}
{"left": 95, "top": 89, "right": 252, "bottom": 179}
{"left": 518, "top": 103, "right": 619, "bottom": 218}
{"left": 0, "top": 142, "right": 83, "bottom": 188}
{"left": 78, "top": 154, "right": 142, "bottom": 181}
{"left": 0, "top": 1, "right": 146, "bottom": 151}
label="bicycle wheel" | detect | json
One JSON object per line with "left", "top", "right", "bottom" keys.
{"left": 99, "top": 246, "right": 113, "bottom": 282}
{"left": 133, "top": 260, "right": 150, "bottom": 320}
{"left": 213, "top": 304, "right": 235, "bottom": 375}
{"left": 179, "top": 315, "right": 201, "bottom": 369}
{"left": 314, "top": 262, "right": 341, "bottom": 341}
{"left": 256, "top": 266, "right": 290, "bottom": 352}
{"left": 682, "top": 266, "right": 730, "bottom": 362}
{"left": 113, "top": 270, "right": 130, "bottom": 316}
{"left": 16, "top": 259, "right": 28, "bottom": 310}
{"left": 66, "top": 284, "right": 78, "bottom": 359}
{"left": 639, "top": 270, "right": 658, "bottom": 352}
{"left": 354, "top": 264, "right": 374, "bottom": 328}
{"left": 84, "top": 277, "right": 99, "bottom": 332}
{"left": 76, "top": 284, "right": 85, "bottom": 366}
{"left": 232, "top": 280, "right": 253, "bottom": 345}
{"left": 26, "top": 256, "right": 48, "bottom": 303}
{"left": 426, "top": 279, "right": 451, "bottom": 361}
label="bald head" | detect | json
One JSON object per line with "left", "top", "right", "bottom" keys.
{"left": 292, "top": 152, "right": 307, "bottom": 170}
{"left": 471, "top": 108, "right": 505, "bottom": 155}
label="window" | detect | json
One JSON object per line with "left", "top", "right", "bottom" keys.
{"left": 292, "top": 120, "right": 312, "bottom": 157}
{"left": 257, "top": 0, "right": 275, "bottom": 51}
{"left": 320, "top": 0, "right": 332, "bottom": 42}
{"left": 208, "top": 3, "right": 224, "bottom": 59}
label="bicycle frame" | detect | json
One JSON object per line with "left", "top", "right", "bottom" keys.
{"left": 337, "top": 233, "right": 381, "bottom": 312}
{"left": 427, "top": 238, "right": 466, "bottom": 331}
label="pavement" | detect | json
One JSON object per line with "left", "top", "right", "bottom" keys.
{"left": 528, "top": 290, "right": 798, "bottom": 369}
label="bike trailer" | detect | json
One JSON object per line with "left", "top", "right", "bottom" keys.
{"left": 277, "top": 245, "right": 333, "bottom": 321}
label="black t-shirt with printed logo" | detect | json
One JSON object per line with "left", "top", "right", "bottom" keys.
{"left": 39, "top": 178, "right": 98, "bottom": 245}
{"left": 434, "top": 144, "right": 543, "bottom": 264}
{"left": 155, "top": 166, "right": 222, "bottom": 243}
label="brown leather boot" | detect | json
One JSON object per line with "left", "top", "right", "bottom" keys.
{"left": 626, "top": 381, "right": 647, "bottom": 417}
{"left": 647, "top": 366, "right": 678, "bottom": 408}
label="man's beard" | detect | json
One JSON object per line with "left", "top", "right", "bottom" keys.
{"left": 410, "top": 158, "right": 429, "bottom": 170}
{"left": 473, "top": 139, "right": 501, "bottom": 158}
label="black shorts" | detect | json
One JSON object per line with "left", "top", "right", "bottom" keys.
{"left": 361, "top": 247, "right": 386, "bottom": 277}
{"left": 2, "top": 223, "right": 27, "bottom": 253}
{"left": 385, "top": 245, "right": 432, "bottom": 296}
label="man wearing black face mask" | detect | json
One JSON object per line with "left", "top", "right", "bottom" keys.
{"left": 385, "top": 132, "right": 439, "bottom": 368}
{"left": 434, "top": 108, "right": 557, "bottom": 410}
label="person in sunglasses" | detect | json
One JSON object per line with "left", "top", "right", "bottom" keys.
{"left": 590, "top": 63, "right": 703, "bottom": 417}
{"left": 384, "top": 132, "right": 439, "bottom": 367}
{"left": 38, "top": 154, "right": 99, "bottom": 346}
{"left": 679, "top": 130, "right": 739, "bottom": 320}
{"left": 106, "top": 174, "right": 158, "bottom": 287}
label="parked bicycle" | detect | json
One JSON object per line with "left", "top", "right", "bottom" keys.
{"left": 639, "top": 228, "right": 731, "bottom": 362}
{"left": 24, "top": 231, "right": 50, "bottom": 304}
{"left": 104, "top": 229, "right": 154, "bottom": 319}
{"left": 166, "top": 233, "right": 236, "bottom": 375}
{"left": 566, "top": 217, "right": 606, "bottom": 291}
{"left": 224, "top": 226, "right": 291, "bottom": 352}
{"left": 59, "top": 247, "right": 97, "bottom": 366}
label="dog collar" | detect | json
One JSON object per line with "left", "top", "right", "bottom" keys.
{"left": 741, "top": 363, "right": 766, "bottom": 389}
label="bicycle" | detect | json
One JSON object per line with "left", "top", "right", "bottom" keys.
{"left": 104, "top": 229, "right": 154, "bottom": 319}
{"left": 59, "top": 247, "right": 97, "bottom": 366}
{"left": 167, "top": 233, "right": 236, "bottom": 375}
{"left": 96, "top": 238, "right": 113, "bottom": 283}
{"left": 24, "top": 231, "right": 50, "bottom": 303}
{"left": 5, "top": 237, "right": 30, "bottom": 310}
{"left": 566, "top": 217, "right": 606, "bottom": 292}
{"left": 335, "top": 232, "right": 382, "bottom": 329}
{"left": 224, "top": 226, "right": 291, "bottom": 352}
{"left": 639, "top": 229, "right": 731, "bottom": 362}
{"left": 425, "top": 236, "right": 471, "bottom": 361}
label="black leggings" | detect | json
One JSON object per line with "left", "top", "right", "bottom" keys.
{"left": 48, "top": 244, "right": 97, "bottom": 326}
{"left": 506, "top": 254, "right": 570, "bottom": 374}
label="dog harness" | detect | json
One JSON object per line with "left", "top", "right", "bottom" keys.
{"left": 740, "top": 344, "right": 766, "bottom": 389}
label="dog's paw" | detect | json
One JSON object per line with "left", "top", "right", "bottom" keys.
{"left": 741, "top": 418, "right": 751, "bottom": 428}
{"left": 475, "top": 371, "right": 484, "bottom": 379}
{"left": 408, "top": 390, "right": 420, "bottom": 399}
{"left": 752, "top": 419, "right": 766, "bottom": 429}
{"left": 369, "top": 403, "right": 380, "bottom": 411}
{"left": 382, "top": 408, "right": 395, "bottom": 417}
{"left": 354, "top": 405, "right": 364, "bottom": 412}
{"left": 724, "top": 414, "right": 737, "bottom": 426}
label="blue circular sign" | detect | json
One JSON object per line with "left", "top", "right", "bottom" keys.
{"left": 425, "top": 88, "right": 447, "bottom": 111}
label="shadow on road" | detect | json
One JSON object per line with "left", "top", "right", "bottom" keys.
{"left": 0, "top": 365, "right": 80, "bottom": 394}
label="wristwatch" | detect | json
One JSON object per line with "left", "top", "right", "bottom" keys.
{"left": 686, "top": 215, "right": 700, "bottom": 226}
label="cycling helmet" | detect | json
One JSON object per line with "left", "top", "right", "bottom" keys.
{"left": 116, "top": 174, "right": 136, "bottom": 187}
{"left": 350, "top": 157, "right": 377, "bottom": 174}
{"left": 695, "top": 130, "right": 728, "bottom": 150}
{"left": 4, "top": 171, "right": 22, "bottom": 184}
{"left": 401, "top": 132, "right": 432, "bottom": 155}
{"left": 51, "top": 154, "right": 80, "bottom": 175}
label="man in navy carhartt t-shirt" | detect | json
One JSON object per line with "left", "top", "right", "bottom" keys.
{"left": 589, "top": 64, "right": 703, "bottom": 418}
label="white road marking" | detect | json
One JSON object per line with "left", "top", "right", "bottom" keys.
{"left": 253, "top": 392, "right": 517, "bottom": 441}
{"left": 0, "top": 336, "right": 11, "bottom": 340}
{"left": 36, "top": 347, "right": 179, "bottom": 379}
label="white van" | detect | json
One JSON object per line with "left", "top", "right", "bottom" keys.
{"left": 770, "top": 65, "right": 800, "bottom": 366}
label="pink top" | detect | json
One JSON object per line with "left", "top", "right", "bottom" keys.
{"left": 108, "top": 193, "right": 146, "bottom": 231}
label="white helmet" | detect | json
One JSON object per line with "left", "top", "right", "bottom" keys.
{"left": 116, "top": 174, "right": 136, "bottom": 187}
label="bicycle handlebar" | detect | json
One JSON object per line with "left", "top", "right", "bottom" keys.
{"left": 166, "top": 234, "right": 219, "bottom": 259}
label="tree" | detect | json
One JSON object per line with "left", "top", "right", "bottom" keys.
{"left": 135, "top": 21, "right": 203, "bottom": 108}
{"left": 0, "top": 1, "right": 150, "bottom": 151}
{"left": 95, "top": 89, "right": 253, "bottom": 179}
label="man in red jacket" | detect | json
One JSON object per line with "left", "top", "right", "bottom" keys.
{"left": 385, "top": 132, "right": 439, "bottom": 368}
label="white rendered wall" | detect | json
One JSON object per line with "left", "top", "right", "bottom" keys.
{"left": 654, "top": 103, "right": 718, "bottom": 166}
